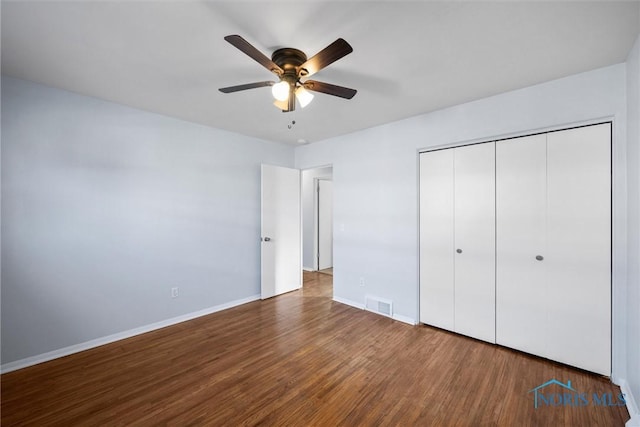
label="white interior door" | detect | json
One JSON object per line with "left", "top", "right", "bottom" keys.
{"left": 496, "top": 134, "right": 548, "bottom": 356}
{"left": 419, "top": 149, "right": 455, "bottom": 330}
{"left": 318, "top": 179, "right": 333, "bottom": 270}
{"left": 454, "top": 142, "right": 496, "bottom": 343}
{"left": 261, "top": 164, "right": 301, "bottom": 299}
{"left": 545, "top": 123, "right": 611, "bottom": 375}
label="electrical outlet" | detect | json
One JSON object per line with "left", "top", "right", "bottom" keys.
{"left": 171, "top": 287, "right": 179, "bottom": 298}
{"left": 359, "top": 277, "right": 365, "bottom": 287}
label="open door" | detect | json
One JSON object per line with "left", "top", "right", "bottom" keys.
{"left": 261, "top": 164, "right": 301, "bottom": 299}
{"left": 318, "top": 179, "right": 333, "bottom": 270}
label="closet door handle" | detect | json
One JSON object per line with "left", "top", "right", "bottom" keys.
{"left": 536, "top": 255, "right": 544, "bottom": 261}
{"left": 456, "top": 249, "right": 463, "bottom": 254}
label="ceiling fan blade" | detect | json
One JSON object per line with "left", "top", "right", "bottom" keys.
{"left": 224, "top": 35, "right": 284, "bottom": 75}
{"left": 219, "top": 81, "right": 275, "bottom": 93}
{"left": 298, "top": 38, "right": 353, "bottom": 77}
{"left": 303, "top": 80, "right": 357, "bottom": 99}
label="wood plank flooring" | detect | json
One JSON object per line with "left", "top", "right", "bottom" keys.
{"left": 319, "top": 267, "right": 333, "bottom": 276}
{"left": 1, "top": 272, "right": 630, "bottom": 426}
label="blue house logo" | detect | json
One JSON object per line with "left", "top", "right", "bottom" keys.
{"left": 529, "top": 379, "right": 626, "bottom": 409}
{"left": 529, "top": 379, "right": 576, "bottom": 409}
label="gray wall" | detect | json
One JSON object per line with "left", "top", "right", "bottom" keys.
{"left": 295, "top": 64, "right": 629, "bottom": 379}
{"left": 627, "top": 32, "right": 640, "bottom": 414}
{"left": 1, "top": 77, "right": 294, "bottom": 364}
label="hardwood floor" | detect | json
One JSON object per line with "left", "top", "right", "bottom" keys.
{"left": 318, "top": 267, "right": 333, "bottom": 276}
{"left": 1, "top": 271, "right": 629, "bottom": 426}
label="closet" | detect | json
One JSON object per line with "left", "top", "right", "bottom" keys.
{"left": 419, "top": 122, "right": 611, "bottom": 376}
{"left": 496, "top": 123, "right": 611, "bottom": 375}
{"left": 419, "top": 142, "right": 496, "bottom": 343}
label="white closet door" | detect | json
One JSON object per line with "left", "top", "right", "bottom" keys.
{"left": 454, "top": 142, "right": 496, "bottom": 343}
{"left": 496, "top": 134, "right": 548, "bottom": 355}
{"left": 420, "top": 150, "right": 454, "bottom": 330}
{"left": 545, "top": 123, "right": 611, "bottom": 375}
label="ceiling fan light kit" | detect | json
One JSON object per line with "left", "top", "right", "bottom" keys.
{"left": 219, "top": 35, "right": 357, "bottom": 113}
{"left": 295, "top": 86, "right": 314, "bottom": 108}
{"left": 271, "top": 81, "right": 290, "bottom": 101}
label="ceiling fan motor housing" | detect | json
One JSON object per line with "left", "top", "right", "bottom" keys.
{"left": 271, "top": 48, "right": 308, "bottom": 75}
{"left": 271, "top": 48, "right": 308, "bottom": 110}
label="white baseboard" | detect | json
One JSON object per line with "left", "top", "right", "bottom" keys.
{"left": 302, "top": 267, "right": 315, "bottom": 272}
{"left": 0, "top": 294, "right": 261, "bottom": 374}
{"left": 621, "top": 379, "right": 640, "bottom": 427}
{"left": 393, "top": 313, "right": 417, "bottom": 325}
{"left": 333, "top": 296, "right": 365, "bottom": 310}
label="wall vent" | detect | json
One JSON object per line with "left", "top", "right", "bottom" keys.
{"left": 364, "top": 295, "right": 393, "bottom": 318}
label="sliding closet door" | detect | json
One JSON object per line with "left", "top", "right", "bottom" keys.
{"left": 419, "top": 150, "right": 454, "bottom": 330}
{"left": 496, "top": 134, "right": 548, "bottom": 356}
{"left": 454, "top": 142, "right": 496, "bottom": 343}
{"left": 545, "top": 123, "right": 611, "bottom": 375}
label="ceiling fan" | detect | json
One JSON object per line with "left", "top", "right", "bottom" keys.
{"left": 219, "top": 35, "right": 357, "bottom": 112}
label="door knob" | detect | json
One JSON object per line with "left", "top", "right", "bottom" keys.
{"left": 263, "top": 237, "right": 271, "bottom": 242}
{"left": 536, "top": 255, "right": 544, "bottom": 261}
{"left": 456, "top": 249, "right": 462, "bottom": 254}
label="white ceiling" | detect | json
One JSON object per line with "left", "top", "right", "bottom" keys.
{"left": 2, "top": 1, "right": 639, "bottom": 145}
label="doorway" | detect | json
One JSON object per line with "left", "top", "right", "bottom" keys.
{"left": 317, "top": 179, "right": 333, "bottom": 275}
{"left": 301, "top": 166, "right": 333, "bottom": 290}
